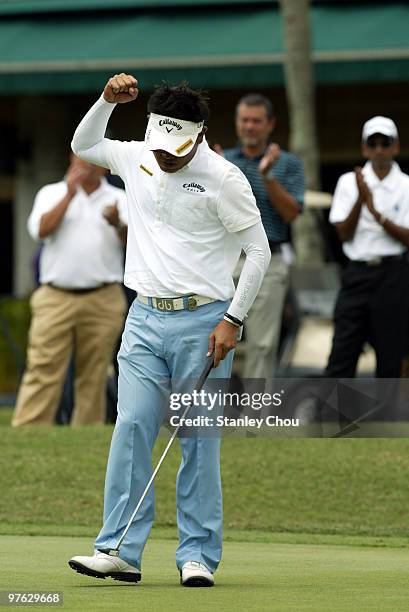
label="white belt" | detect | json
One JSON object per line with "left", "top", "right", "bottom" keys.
{"left": 137, "top": 294, "right": 216, "bottom": 312}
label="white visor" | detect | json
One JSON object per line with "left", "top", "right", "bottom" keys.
{"left": 145, "top": 113, "right": 204, "bottom": 157}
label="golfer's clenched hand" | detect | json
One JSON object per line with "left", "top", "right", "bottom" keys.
{"left": 208, "top": 320, "right": 238, "bottom": 367}
{"left": 103, "top": 73, "right": 139, "bottom": 104}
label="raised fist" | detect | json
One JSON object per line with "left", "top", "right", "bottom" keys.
{"left": 103, "top": 73, "right": 139, "bottom": 104}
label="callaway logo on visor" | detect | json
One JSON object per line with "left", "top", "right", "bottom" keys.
{"left": 158, "top": 118, "right": 183, "bottom": 132}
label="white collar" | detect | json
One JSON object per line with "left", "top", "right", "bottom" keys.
{"left": 76, "top": 176, "right": 108, "bottom": 198}
{"left": 363, "top": 160, "right": 401, "bottom": 192}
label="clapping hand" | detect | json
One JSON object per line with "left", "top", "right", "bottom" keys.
{"left": 66, "top": 162, "right": 90, "bottom": 196}
{"left": 213, "top": 143, "right": 225, "bottom": 157}
{"left": 354, "top": 167, "right": 371, "bottom": 203}
{"left": 259, "top": 143, "right": 280, "bottom": 176}
{"left": 355, "top": 167, "right": 377, "bottom": 216}
{"left": 103, "top": 202, "right": 121, "bottom": 227}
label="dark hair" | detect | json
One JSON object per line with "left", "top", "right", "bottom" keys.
{"left": 148, "top": 82, "right": 210, "bottom": 124}
{"left": 236, "top": 93, "right": 274, "bottom": 119}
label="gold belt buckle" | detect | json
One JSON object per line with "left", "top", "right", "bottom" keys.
{"left": 187, "top": 296, "right": 198, "bottom": 311}
{"left": 156, "top": 298, "right": 175, "bottom": 311}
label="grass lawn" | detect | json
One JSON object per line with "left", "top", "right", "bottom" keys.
{"left": 2, "top": 412, "right": 409, "bottom": 538}
{"left": 2, "top": 408, "right": 409, "bottom": 610}
{"left": 2, "top": 535, "right": 409, "bottom": 611}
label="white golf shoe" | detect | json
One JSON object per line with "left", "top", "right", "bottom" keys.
{"left": 68, "top": 551, "right": 141, "bottom": 583}
{"left": 180, "top": 561, "right": 214, "bottom": 587}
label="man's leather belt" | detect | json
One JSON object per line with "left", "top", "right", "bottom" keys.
{"left": 137, "top": 294, "right": 216, "bottom": 312}
{"left": 47, "top": 283, "right": 114, "bottom": 294}
{"left": 350, "top": 253, "right": 407, "bottom": 267}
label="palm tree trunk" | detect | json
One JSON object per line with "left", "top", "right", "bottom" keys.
{"left": 279, "top": 0, "right": 324, "bottom": 263}
{"left": 279, "top": 0, "right": 319, "bottom": 189}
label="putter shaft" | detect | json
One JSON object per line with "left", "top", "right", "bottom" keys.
{"left": 108, "top": 355, "right": 214, "bottom": 556}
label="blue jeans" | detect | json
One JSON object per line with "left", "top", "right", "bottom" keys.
{"left": 94, "top": 298, "right": 233, "bottom": 572}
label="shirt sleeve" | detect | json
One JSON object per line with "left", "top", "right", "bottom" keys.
{"left": 71, "top": 94, "right": 139, "bottom": 177}
{"left": 227, "top": 221, "right": 271, "bottom": 322}
{"left": 329, "top": 173, "right": 358, "bottom": 224}
{"left": 27, "top": 184, "right": 65, "bottom": 242}
{"left": 216, "top": 164, "right": 261, "bottom": 233}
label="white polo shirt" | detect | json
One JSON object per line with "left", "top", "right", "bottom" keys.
{"left": 27, "top": 177, "right": 128, "bottom": 289}
{"left": 87, "top": 117, "right": 261, "bottom": 299}
{"left": 329, "top": 161, "right": 409, "bottom": 261}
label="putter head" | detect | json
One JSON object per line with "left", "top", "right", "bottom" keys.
{"left": 107, "top": 549, "right": 120, "bottom": 557}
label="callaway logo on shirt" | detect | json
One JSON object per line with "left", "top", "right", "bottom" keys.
{"left": 182, "top": 182, "right": 206, "bottom": 193}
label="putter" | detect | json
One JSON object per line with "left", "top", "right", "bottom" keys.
{"left": 107, "top": 354, "right": 214, "bottom": 557}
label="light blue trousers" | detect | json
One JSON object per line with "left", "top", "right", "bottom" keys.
{"left": 94, "top": 298, "right": 233, "bottom": 572}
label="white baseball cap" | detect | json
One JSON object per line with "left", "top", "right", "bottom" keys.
{"left": 145, "top": 113, "right": 204, "bottom": 157}
{"left": 362, "top": 116, "right": 398, "bottom": 142}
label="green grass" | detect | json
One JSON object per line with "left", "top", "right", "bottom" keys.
{"left": 1, "top": 413, "right": 409, "bottom": 539}
{"left": 3, "top": 412, "right": 409, "bottom": 610}
{"left": 0, "top": 407, "right": 13, "bottom": 425}
{"left": 2, "top": 535, "right": 409, "bottom": 611}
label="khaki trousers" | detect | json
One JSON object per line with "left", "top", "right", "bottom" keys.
{"left": 242, "top": 253, "right": 289, "bottom": 379}
{"left": 12, "top": 284, "right": 127, "bottom": 426}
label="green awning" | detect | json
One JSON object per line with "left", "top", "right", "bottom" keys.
{"left": 0, "top": 0, "right": 274, "bottom": 14}
{"left": 0, "top": 3, "right": 408, "bottom": 93}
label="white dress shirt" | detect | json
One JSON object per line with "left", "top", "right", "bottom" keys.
{"left": 329, "top": 161, "right": 409, "bottom": 261}
{"left": 28, "top": 177, "right": 128, "bottom": 289}
{"left": 71, "top": 96, "right": 265, "bottom": 310}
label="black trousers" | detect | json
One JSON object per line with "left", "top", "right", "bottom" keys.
{"left": 326, "top": 257, "right": 409, "bottom": 378}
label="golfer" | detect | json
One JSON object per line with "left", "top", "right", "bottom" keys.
{"left": 69, "top": 74, "right": 270, "bottom": 586}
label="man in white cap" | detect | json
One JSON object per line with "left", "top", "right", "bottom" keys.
{"left": 67, "top": 74, "right": 270, "bottom": 586}
{"left": 326, "top": 116, "right": 409, "bottom": 386}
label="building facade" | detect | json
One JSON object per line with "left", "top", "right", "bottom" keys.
{"left": 0, "top": 0, "right": 408, "bottom": 295}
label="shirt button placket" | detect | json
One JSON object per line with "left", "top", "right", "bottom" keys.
{"left": 154, "top": 176, "right": 166, "bottom": 228}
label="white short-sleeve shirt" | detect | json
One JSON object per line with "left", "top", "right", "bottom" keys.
{"left": 103, "top": 138, "right": 261, "bottom": 299}
{"left": 27, "top": 177, "right": 128, "bottom": 289}
{"left": 329, "top": 161, "right": 409, "bottom": 261}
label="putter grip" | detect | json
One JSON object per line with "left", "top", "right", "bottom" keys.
{"left": 195, "top": 354, "right": 214, "bottom": 390}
